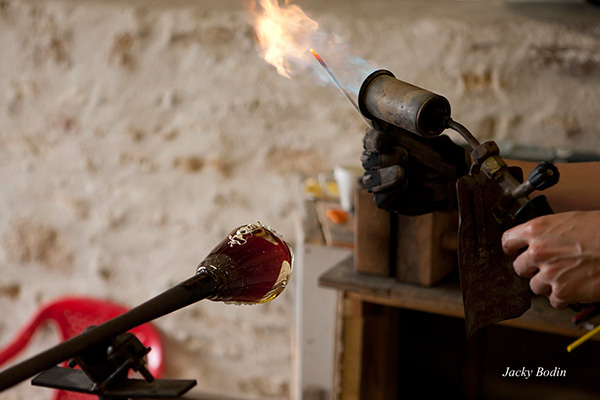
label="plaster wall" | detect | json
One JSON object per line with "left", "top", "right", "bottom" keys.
{"left": 0, "top": 1, "right": 599, "bottom": 398}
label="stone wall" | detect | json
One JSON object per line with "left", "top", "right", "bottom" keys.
{"left": 0, "top": 0, "right": 599, "bottom": 399}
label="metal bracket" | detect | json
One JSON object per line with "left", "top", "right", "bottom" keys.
{"left": 32, "top": 366, "right": 196, "bottom": 399}
{"left": 30, "top": 331, "right": 196, "bottom": 399}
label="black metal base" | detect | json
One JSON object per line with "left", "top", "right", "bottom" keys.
{"left": 32, "top": 367, "right": 196, "bottom": 399}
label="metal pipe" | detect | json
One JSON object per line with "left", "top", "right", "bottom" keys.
{"left": 446, "top": 118, "right": 480, "bottom": 149}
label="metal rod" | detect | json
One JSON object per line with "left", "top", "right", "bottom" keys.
{"left": 0, "top": 273, "right": 216, "bottom": 392}
{"left": 447, "top": 118, "right": 480, "bottom": 149}
{"left": 567, "top": 324, "right": 600, "bottom": 352}
{"left": 310, "top": 49, "right": 372, "bottom": 128}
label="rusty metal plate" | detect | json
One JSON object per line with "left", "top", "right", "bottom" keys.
{"left": 457, "top": 171, "right": 531, "bottom": 336}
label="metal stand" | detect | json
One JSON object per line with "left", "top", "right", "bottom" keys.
{"left": 31, "top": 331, "right": 195, "bottom": 399}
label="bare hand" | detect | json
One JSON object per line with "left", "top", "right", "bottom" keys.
{"left": 502, "top": 211, "right": 600, "bottom": 309}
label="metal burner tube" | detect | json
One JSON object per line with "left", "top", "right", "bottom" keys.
{"left": 358, "top": 69, "right": 451, "bottom": 138}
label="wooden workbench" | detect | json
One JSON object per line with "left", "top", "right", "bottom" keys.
{"left": 319, "top": 256, "right": 600, "bottom": 400}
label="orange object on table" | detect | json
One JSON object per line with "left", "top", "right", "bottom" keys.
{"left": 326, "top": 208, "right": 349, "bottom": 224}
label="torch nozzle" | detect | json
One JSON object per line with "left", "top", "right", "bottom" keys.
{"left": 358, "top": 70, "right": 452, "bottom": 138}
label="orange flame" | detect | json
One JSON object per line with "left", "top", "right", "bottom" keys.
{"left": 249, "top": 0, "right": 319, "bottom": 79}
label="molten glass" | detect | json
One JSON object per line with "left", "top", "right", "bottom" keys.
{"left": 197, "top": 222, "right": 293, "bottom": 305}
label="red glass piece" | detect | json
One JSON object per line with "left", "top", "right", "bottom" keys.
{"left": 197, "top": 222, "right": 293, "bottom": 304}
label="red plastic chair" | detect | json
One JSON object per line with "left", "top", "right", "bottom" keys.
{"left": 0, "top": 296, "right": 164, "bottom": 400}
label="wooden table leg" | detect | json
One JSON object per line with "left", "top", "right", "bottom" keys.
{"left": 334, "top": 294, "right": 399, "bottom": 400}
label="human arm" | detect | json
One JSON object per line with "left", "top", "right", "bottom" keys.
{"left": 361, "top": 125, "right": 600, "bottom": 309}
{"left": 501, "top": 161, "right": 600, "bottom": 309}
{"left": 507, "top": 160, "right": 600, "bottom": 213}
{"left": 502, "top": 161, "right": 600, "bottom": 309}
{"left": 502, "top": 211, "right": 600, "bottom": 309}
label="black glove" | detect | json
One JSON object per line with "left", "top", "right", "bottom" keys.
{"left": 361, "top": 126, "right": 471, "bottom": 215}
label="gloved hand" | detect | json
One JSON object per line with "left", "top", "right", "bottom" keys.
{"left": 361, "top": 126, "right": 471, "bottom": 215}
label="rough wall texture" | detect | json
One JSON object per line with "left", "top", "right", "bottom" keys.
{"left": 0, "top": 0, "right": 599, "bottom": 399}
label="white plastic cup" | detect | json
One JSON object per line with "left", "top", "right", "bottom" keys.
{"left": 333, "top": 165, "right": 363, "bottom": 213}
